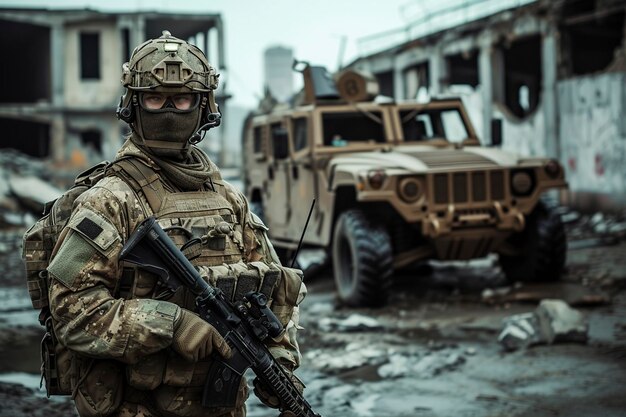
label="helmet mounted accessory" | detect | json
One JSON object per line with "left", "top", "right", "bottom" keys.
{"left": 117, "top": 30, "right": 222, "bottom": 152}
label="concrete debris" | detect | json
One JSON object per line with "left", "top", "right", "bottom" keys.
{"left": 0, "top": 150, "right": 63, "bottom": 227}
{"left": 608, "top": 222, "right": 626, "bottom": 236}
{"left": 413, "top": 351, "right": 465, "bottom": 377}
{"left": 305, "top": 344, "right": 388, "bottom": 373}
{"left": 498, "top": 299, "right": 588, "bottom": 351}
{"left": 563, "top": 209, "right": 626, "bottom": 249}
{"left": 535, "top": 299, "right": 588, "bottom": 344}
{"left": 377, "top": 349, "right": 466, "bottom": 379}
{"left": 8, "top": 175, "right": 63, "bottom": 214}
{"left": 322, "top": 385, "right": 356, "bottom": 408}
{"left": 560, "top": 210, "right": 581, "bottom": 224}
{"left": 318, "top": 314, "right": 383, "bottom": 332}
{"left": 377, "top": 354, "right": 412, "bottom": 378}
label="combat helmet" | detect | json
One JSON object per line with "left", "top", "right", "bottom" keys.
{"left": 117, "top": 30, "right": 221, "bottom": 154}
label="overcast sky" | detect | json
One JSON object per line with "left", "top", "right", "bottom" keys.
{"left": 3, "top": 0, "right": 415, "bottom": 106}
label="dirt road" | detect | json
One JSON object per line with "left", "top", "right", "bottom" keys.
{"left": 1, "top": 217, "right": 625, "bottom": 417}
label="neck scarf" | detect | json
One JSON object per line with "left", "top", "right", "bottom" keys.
{"left": 144, "top": 145, "right": 215, "bottom": 191}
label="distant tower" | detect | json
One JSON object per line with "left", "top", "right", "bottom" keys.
{"left": 264, "top": 46, "right": 294, "bottom": 103}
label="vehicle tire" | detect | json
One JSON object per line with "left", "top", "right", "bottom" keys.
{"left": 332, "top": 209, "right": 393, "bottom": 307}
{"left": 499, "top": 201, "right": 566, "bottom": 283}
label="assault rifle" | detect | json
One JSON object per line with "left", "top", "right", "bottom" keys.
{"left": 119, "top": 216, "right": 321, "bottom": 417}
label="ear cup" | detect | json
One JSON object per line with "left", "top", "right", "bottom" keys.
{"left": 116, "top": 96, "right": 135, "bottom": 123}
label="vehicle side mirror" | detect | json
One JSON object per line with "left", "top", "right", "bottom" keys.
{"left": 491, "top": 119, "right": 502, "bottom": 147}
{"left": 273, "top": 128, "right": 290, "bottom": 160}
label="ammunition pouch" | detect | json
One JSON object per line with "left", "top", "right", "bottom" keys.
{"left": 198, "top": 261, "right": 280, "bottom": 303}
{"left": 126, "top": 351, "right": 166, "bottom": 390}
{"left": 73, "top": 358, "right": 125, "bottom": 417}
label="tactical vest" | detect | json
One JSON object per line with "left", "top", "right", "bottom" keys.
{"left": 109, "top": 157, "right": 279, "bottom": 309}
{"left": 106, "top": 157, "right": 279, "bottom": 417}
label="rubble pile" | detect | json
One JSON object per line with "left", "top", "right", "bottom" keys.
{"left": 0, "top": 149, "right": 63, "bottom": 229}
{"left": 558, "top": 206, "right": 626, "bottom": 248}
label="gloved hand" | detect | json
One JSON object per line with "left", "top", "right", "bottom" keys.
{"left": 172, "top": 309, "right": 231, "bottom": 362}
{"left": 253, "top": 369, "right": 304, "bottom": 414}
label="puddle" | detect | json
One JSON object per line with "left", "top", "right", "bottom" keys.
{"left": 0, "top": 372, "right": 44, "bottom": 395}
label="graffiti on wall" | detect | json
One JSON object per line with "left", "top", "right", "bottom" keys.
{"left": 559, "top": 73, "right": 626, "bottom": 195}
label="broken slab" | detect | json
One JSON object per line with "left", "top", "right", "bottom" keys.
{"left": 498, "top": 299, "right": 588, "bottom": 351}
{"left": 318, "top": 314, "right": 383, "bottom": 332}
{"left": 8, "top": 175, "right": 63, "bottom": 214}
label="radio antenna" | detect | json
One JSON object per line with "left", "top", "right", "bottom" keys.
{"left": 291, "top": 199, "right": 316, "bottom": 268}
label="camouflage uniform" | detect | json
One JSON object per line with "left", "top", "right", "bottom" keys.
{"left": 45, "top": 30, "right": 306, "bottom": 417}
{"left": 47, "top": 140, "right": 305, "bottom": 417}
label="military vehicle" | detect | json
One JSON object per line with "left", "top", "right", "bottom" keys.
{"left": 242, "top": 62, "right": 568, "bottom": 307}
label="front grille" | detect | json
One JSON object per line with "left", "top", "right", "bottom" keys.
{"left": 453, "top": 173, "right": 468, "bottom": 203}
{"left": 431, "top": 170, "right": 506, "bottom": 205}
{"left": 434, "top": 174, "right": 448, "bottom": 204}
{"left": 472, "top": 172, "right": 486, "bottom": 201}
{"left": 490, "top": 171, "right": 504, "bottom": 201}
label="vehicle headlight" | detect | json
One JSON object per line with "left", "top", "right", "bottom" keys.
{"left": 544, "top": 159, "right": 561, "bottom": 178}
{"left": 367, "top": 169, "right": 387, "bottom": 190}
{"left": 511, "top": 170, "right": 534, "bottom": 196}
{"left": 398, "top": 177, "right": 424, "bottom": 203}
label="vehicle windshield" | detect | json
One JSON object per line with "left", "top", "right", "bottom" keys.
{"left": 322, "top": 111, "right": 386, "bottom": 146}
{"left": 400, "top": 108, "right": 469, "bottom": 143}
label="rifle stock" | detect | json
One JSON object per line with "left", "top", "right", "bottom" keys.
{"left": 120, "top": 216, "right": 321, "bottom": 417}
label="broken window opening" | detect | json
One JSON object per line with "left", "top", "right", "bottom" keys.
{"left": 559, "top": 0, "right": 625, "bottom": 76}
{"left": 122, "top": 28, "right": 131, "bottom": 63}
{"left": 0, "top": 118, "right": 50, "bottom": 158}
{"left": 0, "top": 19, "right": 50, "bottom": 103}
{"left": 446, "top": 51, "right": 479, "bottom": 88}
{"left": 80, "top": 130, "right": 102, "bottom": 153}
{"left": 403, "top": 62, "right": 430, "bottom": 101}
{"left": 80, "top": 32, "right": 101, "bottom": 80}
{"left": 374, "top": 70, "right": 395, "bottom": 98}
{"left": 501, "top": 35, "right": 542, "bottom": 118}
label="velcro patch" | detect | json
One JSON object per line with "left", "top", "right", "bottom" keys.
{"left": 67, "top": 208, "right": 120, "bottom": 253}
{"left": 76, "top": 217, "right": 103, "bottom": 240}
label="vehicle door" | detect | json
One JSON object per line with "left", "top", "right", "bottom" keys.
{"left": 286, "top": 114, "right": 316, "bottom": 244}
{"left": 265, "top": 120, "right": 291, "bottom": 232}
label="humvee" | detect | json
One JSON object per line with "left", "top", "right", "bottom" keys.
{"left": 242, "top": 62, "right": 567, "bottom": 307}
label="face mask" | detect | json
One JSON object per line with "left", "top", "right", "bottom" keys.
{"left": 132, "top": 93, "right": 203, "bottom": 158}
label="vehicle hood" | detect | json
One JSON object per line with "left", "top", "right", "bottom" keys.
{"left": 328, "top": 145, "right": 524, "bottom": 175}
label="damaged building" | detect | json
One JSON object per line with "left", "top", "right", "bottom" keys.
{"left": 350, "top": 0, "right": 626, "bottom": 210}
{"left": 0, "top": 7, "right": 227, "bottom": 167}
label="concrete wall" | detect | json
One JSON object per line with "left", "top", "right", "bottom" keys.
{"left": 64, "top": 21, "right": 123, "bottom": 107}
{"left": 558, "top": 73, "right": 626, "bottom": 197}
{"left": 495, "top": 103, "right": 547, "bottom": 157}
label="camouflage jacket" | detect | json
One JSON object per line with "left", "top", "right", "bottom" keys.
{"left": 47, "top": 141, "right": 305, "bottom": 416}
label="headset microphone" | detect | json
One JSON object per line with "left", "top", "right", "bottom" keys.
{"left": 188, "top": 113, "right": 222, "bottom": 145}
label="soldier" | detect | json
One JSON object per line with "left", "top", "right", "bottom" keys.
{"left": 46, "top": 31, "right": 306, "bottom": 417}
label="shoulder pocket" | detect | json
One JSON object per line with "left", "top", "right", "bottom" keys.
{"left": 66, "top": 209, "right": 121, "bottom": 254}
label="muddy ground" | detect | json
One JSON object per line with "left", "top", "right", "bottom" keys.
{"left": 0, "top": 213, "right": 625, "bottom": 417}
